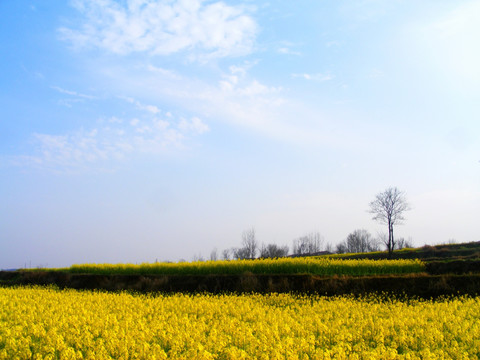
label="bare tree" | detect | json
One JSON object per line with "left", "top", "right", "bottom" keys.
{"left": 209, "top": 248, "right": 218, "bottom": 261}
{"left": 336, "top": 230, "right": 379, "bottom": 254}
{"left": 369, "top": 187, "right": 411, "bottom": 257}
{"left": 221, "top": 249, "right": 231, "bottom": 260}
{"left": 378, "top": 232, "right": 412, "bottom": 251}
{"left": 347, "top": 229, "right": 378, "bottom": 253}
{"left": 377, "top": 232, "right": 389, "bottom": 252}
{"left": 336, "top": 242, "right": 347, "bottom": 254}
{"left": 324, "top": 242, "right": 333, "bottom": 253}
{"left": 259, "top": 243, "right": 289, "bottom": 258}
{"left": 238, "top": 227, "right": 258, "bottom": 259}
{"left": 396, "top": 237, "right": 413, "bottom": 250}
{"left": 232, "top": 247, "right": 250, "bottom": 260}
{"left": 292, "top": 232, "right": 324, "bottom": 255}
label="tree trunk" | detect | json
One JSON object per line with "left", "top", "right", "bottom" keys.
{"left": 388, "top": 220, "right": 393, "bottom": 258}
{"left": 391, "top": 224, "right": 395, "bottom": 254}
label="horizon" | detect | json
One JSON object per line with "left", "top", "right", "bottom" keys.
{"left": 1, "top": 0, "right": 479, "bottom": 269}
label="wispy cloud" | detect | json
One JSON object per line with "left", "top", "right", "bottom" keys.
{"left": 51, "top": 86, "right": 96, "bottom": 99}
{"left": 87, "top": 59, "right": 347, "bottom": 147}
{"left": 59, "top": 0, "right": 258, "bottom": 60}
{"left": 219, "top": 66, "right": 282, "bottom": 96}
{"left": 277, "top": 47, "right": 301, "bottom": 56}
{"left": 13, "top": 97, "right": 209, "bottom": 172}
{"left": 51, "top": 86, "right": 97, "bottom": 108}
{"left": 121, "top": 96, "right": 161, "bottom": 114}
{"left": 276, "top": 40, "right": 302, "bottom": 56}
{"left": 291, "top": 73, "right": 334, "bottom": 82}
{"left": 49, "top": 0, "right": 348, "bottom": 159}
{"left": 178, "top": 117, "right": 209, "bottom": 134}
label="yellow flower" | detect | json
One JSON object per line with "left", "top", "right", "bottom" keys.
{"left": 0, "top": 287, "right": 479, "bottom": 359}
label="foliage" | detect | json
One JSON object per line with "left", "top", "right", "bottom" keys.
{"left": 52, "top": 258, "right": 425, "bottom": 276}
{"left": 1, "top": 286, "right": 480, "bottom": 359}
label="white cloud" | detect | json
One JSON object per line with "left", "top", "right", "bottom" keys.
{"left": 291, "top": 73, "right": 334, "bottom": 82}
{"left": 122, "top": 96, "right": 161, "bottom": 114}
{"left": 218, "top": 66, "right": 282, "bottom": 97}
{"left": 51, "top": 86, "right": 97, "bottom": 107}
{"left": 51, "top": 86, "right": 96, "bottom": 99}
{"left": 93, "top": 60, "right": 341, "bottom": 145}
{"left": 277, "top": 47, "right": 301, "bottom": 56}
{"left": 15, "top": 100, "right": 208, "bottom": 172}
{"left": 60, "top": 0, "right": 258, "bottom": 60}
{"left": 145, "top": 64, "right": 181, "bottom": 79}
{"left": 178, "top": 117, "right": 209, "bottom": 134}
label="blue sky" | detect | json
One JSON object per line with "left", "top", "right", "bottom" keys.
{"left": 1, "top": 0, "right": 479, "bottom": 268}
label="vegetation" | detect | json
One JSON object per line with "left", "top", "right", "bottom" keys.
{"left": 1, "top": 242, "right": 479, "bottom": 359}
{"left": 335, "top": 229, "right": 380, "bottom": 254}
{"left": 291, "top": 232, "right": 324, "bottom": 256}
{"left": 2, "top": 286, "right": 480, "bottom": 359}
{"left": 369, "top": 187, "right": 411, "bottom": 257}
{"left": 55, "top": 258, "right": 425, "bottom": 277}
{"left": 259, "top": 243, "right": 289, "bottom": 258}
{"left": 327, "top": 241, "right": 480, "bottom": 261}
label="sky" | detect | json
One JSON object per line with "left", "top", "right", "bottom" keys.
{"left": 1, "top": 0, "right": 479, "bottom": 268}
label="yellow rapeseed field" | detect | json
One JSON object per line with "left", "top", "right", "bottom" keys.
{"left": 64, "top": 258, "right": 424, "bottom": 276}
{"left": 1, "top": 286, "right": 479, "bottom": 359}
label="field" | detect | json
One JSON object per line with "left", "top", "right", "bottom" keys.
{"left": 62, "top": 258, "right": 425, "bottom": 276}
{"left": 2, "top": 286, "right": 480, "bottom": 360}
{"left": 2, "top": 243, "right": 480, "bottom": 359}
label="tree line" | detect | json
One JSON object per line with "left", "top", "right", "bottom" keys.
{"left": 204, "top": 228, "right": 413, "bottom": 261}
{"left": 200, "top": 187, "right": 412, "bottom": 261}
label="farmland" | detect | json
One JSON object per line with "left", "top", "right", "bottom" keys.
{"left": 2, "top": 242, "right": 480, "bottom": 359}
{"left": 62, "top": 258, "right": 425, "bottom": 276}
{"left": 2, "top": 286, "right": 480, "bottom": 359}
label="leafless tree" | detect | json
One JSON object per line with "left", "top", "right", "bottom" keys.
{"left": 209, "top": 248, "right": 218, "bottom": 261}
{"left": 378, "top": 232, "right": 412, "bottom": 251}
{"left": 259, "top": 243, "right": 289, "bottom": 258}
{"left": 232, "top": 247, "right": 250, "bottom": 260}
{"left": 396, "top": 237, "right": 413, "bottom": 250}
{"left": 292, "top": 232, "right": 324, "bottom": 255}
{"left": 377, "top": 232, "right": 389, "bottom": 252}
{"left": 233, "top": 228, "right": 259, "bottom": 260}
{"left": 337, "top": 229, "right": 379, "bottom": 254}
{"left": 336, "top": 242, "right": 347, "bottom": 254}
{"left": 369, "top": 187, "right": 411, "bottom": 257}
{"left": 221, "top": 249, "right": 231, "bottom": 260}
{"left": 242, "top": 227, "right": 258, "bottom": 259}
{"left": 324, "top": 242, "right": 333, "bottom": 253}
